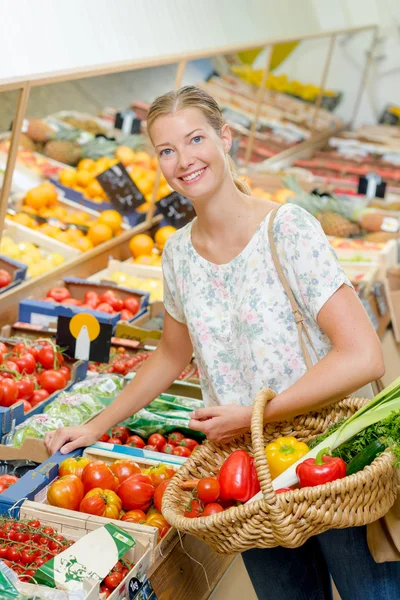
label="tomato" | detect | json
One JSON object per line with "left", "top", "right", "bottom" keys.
{"left": 108, "top": 438, "right": 122, "bottom": 445}
{"left": 21, "top": 549, "right": 38, "bottom": 564}
{"left": 179, "top": 438, "right": 199, "bottom": 451}
{"left": 110, "top": 426, "right": 129, "bottom": 444}
{"left": 101, "top": 291, "right": 123, "bottom": 312}
{"left": 84, "top": 291, "right": 100, "bottom": 307}
{"left": 144, "top": 464, "right": 175, "bottom": 488}
{"left": 0, "top": 343, "right": 8, "bottom": 354}
{"left": 153, "top": 479, "right": 170, "bottom": 513}
{"left": 80, "top": 488, "right": 122, "bottom": 519}
{"left": 16, "top": 376, "right": 35, "bottom": 400}
{"left": 98, "top": 432, "right": 110, "bottom": 442}
{"left": 0, "top": 269, "right": 11, "bottom": 289}
{"left": 59, "top": 365, "right": 71, "bottom": 382}
{"left": 143, "top": 444, "right": 158, "bottom": 451}
{"left": 104, "top": 571, "right": 123, "bottom": 589}
{"left": 100, "top": 585, "right": 112, "bottom": 598}
{"left": 0, "top": 476, "right": 19, "bottom": 487}
{"left": 172, "top": 446, "right": 191, "bottom": 457}
{"left": 110, "top": 459, "right": 141, "bottom": 484}
{"left": 1, "top": 379, "right": 18, "bottom": 407}
{"left": 120, "top": 309, "right": 134, "bottom": 321}
{"left": 22, "top": 399, "right": 32, "bottom": 413}
{"left": 59, "top": 456, "right": 92, "bottom": 479}
{"left": 47, "top": 287, "right": 70, "bottom": 302}
{"left": 0, "top": 547, "right": 8, "bottom": 559}
{"left": 117, "top": 474, "right": 155, "bottom": 511}
{"left": 120, "top": 509, "right": 147, "bottom": 523}
{"left": 160, "top": 443, "right": 175, "bottom": 454}
{"left": 34, "top": 558, "right": 45, "bottom": 568}
{"left": 167, "top": 431, "right": 185, "bottom": 446}
{"left": 0, "top": 482, "right": 9, "bottom": 493}
{"left": 97, "top": 302, "right": 114, "bottom": 314}
{"left": 27, "top": 520, "right": 41, "bottom": 528}
{"left": 123, "top": 297, "right": 140, "bottom": 315}
{"left": 125, "top": 435, "right": 145, "bottom": 448}
{"left": 38, "top": 346, "right": 55, "bottom": 370}
{"left": 275, "top": 488, "right": 293, "bottom": 494}
{"left": 184, "top": 499, "right": 203, "bottom": 518}
{"left": 62, "top": 298, "right": 83, "bottom": 306}
{"left": 47, "top": 474, "right": 84, "bottom": 510}
{"left": 81, "top": 461, "right": 118, "bottom": 494}
{"left": 196, "top": 478, "right": 220, "bottom": 504}
{"left": 7, "top": 547, "right": 21, "bottom": 562}
{"left": 2, "top": 359, "right": 20, "bottom": 375}
{"left": 14, "top": 353, "right": 36, "bottom": 375}
{"left": 146, "top": 511, "right": 170, "bottom": 538}
{"left": 39, "top": 370, "right": 66, "bottom": 394}
{"left": 148, "top": 433, "right": 167, "bottom": 451}
{"left": 30, "top": 389, "right": 50, "bottom": 407}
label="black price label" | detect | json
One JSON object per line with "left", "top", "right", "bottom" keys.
{"left": 157, "top": 192, "right": 196, "bottom": 228}
{"left": 96, "top": 162, "right": 145, "bottom": 212}
{"left": 56, "top": 314, "right": 112, "bottom": 363}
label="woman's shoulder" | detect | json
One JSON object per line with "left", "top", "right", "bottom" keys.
{"left": 163, "top": 221, "right": 192, "bottom": 257}
{"left": 271, "top": 202, "right": 322, "bottom": 240}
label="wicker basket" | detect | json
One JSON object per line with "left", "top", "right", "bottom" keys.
{"left": 162, "top": 389, "right": 397, "bottom": 555}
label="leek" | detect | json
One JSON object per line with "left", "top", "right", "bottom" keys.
{"left": 247, "top": 377, "right": 400, "bottom": 504}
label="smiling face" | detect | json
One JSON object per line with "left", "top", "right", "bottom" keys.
{"left": 149, "top": 108, "right": 232, "bottom": 201}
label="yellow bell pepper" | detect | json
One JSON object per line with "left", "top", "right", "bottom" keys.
{"left": 265, "top": 436, "right": 309, "bottom": 479}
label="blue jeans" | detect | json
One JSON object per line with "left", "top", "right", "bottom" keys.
{"left": 242, "top": 526, "right": 400, "bottom": 600}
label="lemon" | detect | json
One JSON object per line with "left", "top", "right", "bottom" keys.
{"left": 49, "top": 253, "right": 65, "bottom": 267}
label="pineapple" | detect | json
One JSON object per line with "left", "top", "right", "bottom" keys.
{"left": 317, "top": 212, "right": 360, "bottom": 237}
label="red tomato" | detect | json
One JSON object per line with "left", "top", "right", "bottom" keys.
{"left": 47, "top": 474, "right": 84, "bottom": 511}
{"left": 2, "top": 359, "right": 20, "bottom": 375}
{"left": 275, "top": 488, "right": 293, "bottom": 494}
{"left": 153, "top": 480, "right": 170, "bottom": 513}
{"left": 38, "top": 345, "right": 55, "bottom": 370}
{"left": 62, "top": 298, "right": 83, "bottom": 306}
{"left": 59, "top": 456, "right": 92, "bottom": 479}
{"left": 148, "top": 433, "right": 167, "bottom": 451}
{"left": 125, "top": 435, "right": 145, "bottom": 448}
{"left": 120, "top": 509, "right": 146, "bottom": 523}
{"left": 120, "top": 309, "right": 134, "bottom": 321}
{"left": 14, "top": 353, "right": 36, "bottom": 375}
{"left": 172, "top": 446, "right": 191, "bottom": 457}
{"left": 97, "top": 302, "right": 114, "bottom": 314}
{"left": 184, "top": 499, "right": 203, "bottom": 518}
{"left": 22, "top": 399, "right": 32, "bottom": 413}
{"left": 0, "top": 481, "right": 9, "bottom": 493}
{"left": 146, "top": 511, "right": 170, "bottom": 538}
{"left": 110, "top": 426, "right": 129, "bottom": 444}
{"left": 7, "top": 547, "right": 21, "bottom": 562}
{"left": 59, "top": 365, "right": 71, "bottom": 382}
{"left": 123, "top": 297, "right": 140, "bottom": 315}
{"left": 0, "top": 387, "right": 3, "bottom": 405}
{"left": 0, "top": 269, "right": 11, "bottom": 289}
{"left": 0, "top": 343, "right": 8, "bottom": 354}
{"left": 160, "top": 443, "right": 175, "bottom": 455}
{"left": 1, "top": 379, "right": 18, "bottom": 407}
{"left": 179, "top": 438, "right": 199, "bottom": 451}
{"left": 39, "top": 370, "right": 66, "bottom": 394}
{"left": 107, "top": 437, "right": 122, "bottom": 445}
{"left": 100, "top": 292, "right": 123, "bottom": 312}
{"left": 203, "top": 503, "right": 224, "bottom": 516}
{"left": 0, "top": 475, "right": 18, "bottom": 486}
{"left": 143, "top": 445, "right": 158, "bottom": 451}
{"left": 110, "top": 459, "right": 141, "bottom": 484}
{"left": 168, "top": 431, "right": 185, "bottom": 446}
{"left": 21, "top": 548, "right": 38, "bottom": 564}
{"left": 197, "top": 478, "right": 220, "bottom": 504}
{"left": 47, "top": 287, "right": 70, "bottom": 302}
{"left": 145, "top": 464, "right": 175, "bottom": 488}
{"left": 84, "top": 291, "right": 100, "bottom": 307}
{"left": 81, "top": 461, "right": 118, "bottom": 494}
{"left": 104, "top": 571, "right": 123, "bottom": 590}
{"left": 98, "top": 432, "right": 110, "bottom": 442}
{"left": 117, "top": 474, "right": 155, "bottom": 511}
{"left": 30, "top": 389, "right": 50, "bottom": 407}
{"left": 100, "top": 586, "right": 112, "bottom": 598}
{"left": 16, "top": 376, "right": 35, "bottom": 400}
{"left": 79, "top": 488, "right": 122, "bottom": 520}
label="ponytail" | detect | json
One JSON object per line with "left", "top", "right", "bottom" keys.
{"left": 227, "top": 154, "right": 252, "bottom": 195}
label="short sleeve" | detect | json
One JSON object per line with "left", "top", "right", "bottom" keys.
{"left": 273, "top": 204, "right": 352, "bottom": 321}
{"left": 162, "top": 238, "right": 186, "bottom": 324}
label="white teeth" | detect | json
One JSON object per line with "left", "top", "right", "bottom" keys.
{"left": 182, "top": 168, "right": 204, "bottom": 181}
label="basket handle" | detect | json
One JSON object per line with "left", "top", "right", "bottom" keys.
{"left": 250, "top": 388, "right": 279, "bottom": 508}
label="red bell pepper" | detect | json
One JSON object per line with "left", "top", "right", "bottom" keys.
{"left": 218, "top": 450, "right": 260, "bottom": 503}
{"left": 296, "top": 447, "right": 346, "bottom": 488}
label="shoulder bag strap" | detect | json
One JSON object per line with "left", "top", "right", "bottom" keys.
{"left": 267, "top": 206, "right": 319, "bottom": 371}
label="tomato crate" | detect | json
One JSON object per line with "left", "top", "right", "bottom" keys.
{"left": 0, "top": 254, "right": 27, "bottom": 294}
{"left": 14, "top": 446, "right": 182, "bottom": 564}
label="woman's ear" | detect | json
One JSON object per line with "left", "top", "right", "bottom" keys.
{"left": 220, "top": 124, "right": 232, "bottom": 153}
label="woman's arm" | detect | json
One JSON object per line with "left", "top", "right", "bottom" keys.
{"left": 45, "top": 312, "right": 193, "bottom": 454}
{"left": 189, "top": 285, "right": 384, "bottom": 442}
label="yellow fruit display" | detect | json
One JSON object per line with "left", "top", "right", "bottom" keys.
{"left": 59, "top": 169, "right": 77, "bottom": 187}
{"left": 108, "top": 271, "right": 163, "bottom": 303}
{"left": 0, "top": 236, "right": 65, "bottom": 279}
{"left": 129, "top": 234, "right": 155, "bottom": 258}
{"left": 87, "top": 223, "right": 113, "bottom": 246}
{"left": 24, "top": 182, "right": 58, "bottom": 210}
{"left": 154, "top": 226, "right": 177, "bottom": 250}
{"left": 97, "top": 210, "right": 123, "bottom": 233}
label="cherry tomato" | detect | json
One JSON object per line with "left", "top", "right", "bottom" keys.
{"left": 21, "top": 548, "right": 38, "bottom": 564}
{"left": 107, "top": 437, "right": 122, "bottom": 445}
{"left": 179, "top": 438, "right": 199, "bottom": 451}
{"left": 30, "top": 389, "right": 50, "bottom": 407}
{"left": 160, "top": 443, "right": 175, "bottom": 454}
{"left": 1, "top": 379, "right": 18, "bottom": 407}
{"left": 148, "top": 433, "right": 167, "bottom": 451}
{"left": 168, "top": 431, "right": 185, "bottom": 446}
{"left": 14, "top": 353, "right": 37, "bottom": 375}
{"left": 110, "top": 426, "right": 129, "bottom": 444}
{"left": 123, "top": 297, "right": 140, "bottom": 315}
{"left": 0, "top": 269, "right": 11, "bottom": 289}
{"left": 197, "top": 478, "right": 220, "bottom": 504}
{"left": 125, "top": 435, "right": 145, "bottom": 448}
{"left": 2, "top": 359, "right": 20, "bottom": 376}
{"left": 38, "top": 345, "right": 56, "bottom": 370}
{"left": 0, "top": 547, "right": 8, "bottom": 559}
{"left": 143, "top": 444, "right": 158, "bottom": 451}
{"left": 7, "top": 547, "right": 21, "bottom": 562}
{"left": 16, "top": 376, "right": 35, "bottom": 400}
{"left": 22, "top": 400, "right": 32, "bottom": 412}
{"left": 39, "top": 370, "right": 66, "bottom": 394}
{"left": 172, "top": 446, "right": 191, "bottom": 457}
{"left": 184, "top": 499, "right": 203, "bottom": 518}
{"left": 98, "top": 432, "right": 110, "bottom": 442}
{"left": 59, "top": 365, "right": 71, "bottom": 382}
{"left": 104, "top": 571, "right": 123, "bottom": 589}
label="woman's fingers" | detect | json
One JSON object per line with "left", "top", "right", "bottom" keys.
{"left": 191, "top": 407, "right": 221, "bottom": 420}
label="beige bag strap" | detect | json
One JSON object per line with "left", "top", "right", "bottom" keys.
{"left": 268, "top": 207, "right": 318, "bottom": 371}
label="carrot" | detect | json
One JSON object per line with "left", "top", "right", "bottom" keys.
{"left": 179, "top": 479, "right": 200, "bottom": 490}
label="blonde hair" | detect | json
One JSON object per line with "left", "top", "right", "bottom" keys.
{"left": 147, "top": 86, "right": 251, "bottom": 195}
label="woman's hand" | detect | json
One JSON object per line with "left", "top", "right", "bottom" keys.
{"left": 189, "top": 405, "right": 252, "bottom": 443}
{"left": 45, "top": 424, "right": 101, "bottom": 456}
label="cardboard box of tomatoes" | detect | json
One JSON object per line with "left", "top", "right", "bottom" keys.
{"left": 0, "top": 254, "right": 27, "bottom": 294}
{"left": 18, "top": 277, "right": 150, "bottom": 330}
{"left": 13, "top": 446, "right": 181, "bottom": 564}
{"left": 0, "top": 335, "right": 87, "bottom": 435}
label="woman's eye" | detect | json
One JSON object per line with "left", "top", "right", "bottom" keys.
{"left": 191, "top": 136, "right": 202, "bottom": 144}
{"left": 160, "top": 148, "right": 173, "bottom": 157}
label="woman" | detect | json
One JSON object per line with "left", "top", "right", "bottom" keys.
{"left": 46, "top": 86, "right": 399, "bottom": 599}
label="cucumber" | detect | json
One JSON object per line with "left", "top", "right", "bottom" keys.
{"left": 346, "top": 440, "right": 386, "bottom": 476}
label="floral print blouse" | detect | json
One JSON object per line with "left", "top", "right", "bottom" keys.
{"left": 162, "top": 203, "right": 351, "bottom": 407}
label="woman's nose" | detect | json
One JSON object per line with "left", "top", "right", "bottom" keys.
{"left": 177, "top": 150, "right": 195, "bottom": 172}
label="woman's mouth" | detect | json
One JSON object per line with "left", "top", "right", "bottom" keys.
{"left": 179, "top": 167, "right": 207, "bottom": 184}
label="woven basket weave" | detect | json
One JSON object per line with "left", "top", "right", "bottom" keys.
{"left": 162, "top": 389, "right": 397, "bottom": 555}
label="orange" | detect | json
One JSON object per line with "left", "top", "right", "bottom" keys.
{"left": 134, "top": 255, "right": 155, "bottom": 265}
{"left": 93, "top": 157, "right": 111, "bottom": 175}
{"left": 59, "top": 169, "right": 77, "bottom": 187}
{"left": 97, "top": 210, "right": 123, "bottom": 233}
{"left": 25, "top": 183, "right": 58, "bottom": 210}
{"left": 155, "top": 226, "right": 177, "bottom": 250}
{"left": 78, "top": 158, "right": 95, "bottom": 172}
{"left": 136, "top": 201, "right": 151, "bottom": 213}
{"left": 87, "top": 223, "right": 113, "bottom": 246}
{"left": 76, "top": 170, "right": 93, "bottom": 188}
{"left": 13, "top": 213, "right": 37, "bottom": 228}
{"left": 129, "top": 234, "right": 154, "bottom": 258}
{"left": 74, "top": 237, "right": 94, "bottom": 252}
{"left": 115, "top": 146, "right": 136, "bottom": 166}
{"left": 86, "top": 180, "right": 106, "bottom": 199}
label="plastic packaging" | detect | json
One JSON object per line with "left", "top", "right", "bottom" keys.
{"left": 44, "top": 393, "right": 102, "bottom": 425}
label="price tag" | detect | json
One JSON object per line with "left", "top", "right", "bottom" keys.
{"left": 129, "top": 576, "right": 158, "bottom": 600}
{"left": 97, "top": 162, "right": 145, "bottom": 212}
{"left": 157, "top": 192, "right": 196, "bottom": 228}
{"left": 56, "top": 314, "right": 112, "bottom": 363}
{"left": 357, "top": 173, "right": 386, "bottom": 199}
